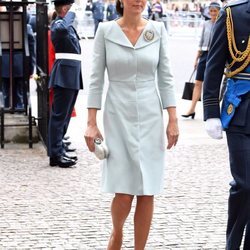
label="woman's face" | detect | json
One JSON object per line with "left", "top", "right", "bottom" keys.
{"left": 209, "top": 7, "right": 219, "bottom": 21}
{"left": 123, "top": 0, "right": 147, "bottom": 15}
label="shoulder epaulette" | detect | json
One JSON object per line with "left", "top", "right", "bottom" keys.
{"left": 54, "top": 19, "right": 63, "bottom": 24}
{"left": 224, "top": 5, "right": 250, "bottom": 77}
{"left": 225, "top": 0, "right": 248, "bottom": 8}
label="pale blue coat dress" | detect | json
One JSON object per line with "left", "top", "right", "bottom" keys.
{"left": 87, "top": 20, "right": 176, "bottom": 195}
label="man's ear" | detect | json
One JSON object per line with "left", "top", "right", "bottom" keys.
{"left": 61, "top": 5, "right": 68, "bottom": 14}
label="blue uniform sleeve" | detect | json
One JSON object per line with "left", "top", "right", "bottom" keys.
{"left": 51, "top": 12, "right": 75, "bottom": 34}
{"left": 203, "top": 9, "right": 229, "bottom": 120}
{"left": 27, "top": 24, "right": 36, "bottom": 75}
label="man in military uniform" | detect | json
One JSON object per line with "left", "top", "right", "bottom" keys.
{"left": 91, "top": 0, "right": 104, "bottom": 35}
{"left": 48, "top": 0, "right": 83, "bottom": 168}
{"left": 203, "top": 0, "right": 250, "bottom": 249}
{"left": 1, "top": 6, "right": 35, "bottom": 110}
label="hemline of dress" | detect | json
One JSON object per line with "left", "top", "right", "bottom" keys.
{"left": 100, "top": 188, "right": 163, "bottom": 196}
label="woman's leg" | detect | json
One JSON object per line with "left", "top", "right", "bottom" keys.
{"left": 134, "top": 195, "right": 154, "bottom": 250}
{"left": 184, "top": 80, "right": 202, "bottom": 116}
{"left": 107, "top": 193, "right": 134, "bottom": 250}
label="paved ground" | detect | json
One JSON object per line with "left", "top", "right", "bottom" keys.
{"left": 0, "top": 120, "right": 231, "bottom": 249}
{"left": 0, "top": 31, "right": 234, "bottom": 249}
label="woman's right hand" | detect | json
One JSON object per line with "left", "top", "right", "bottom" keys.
{"left": 84, "top": 125, "right": 103, "bottom": 152}
{"left": 194, "top": 51, "right": 201, "bottom": 68}
{"left": 194, "top": 59, "right": 198, "bottom": 69}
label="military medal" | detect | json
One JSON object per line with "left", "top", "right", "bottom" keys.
{"left": 227, "top": 104, "right": 234, "bottom": 115}
{"left": 143, "top": 30, "right": 154, "bottom": 42}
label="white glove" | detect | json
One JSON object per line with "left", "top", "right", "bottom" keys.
{"left": 205, "top": 118, "right": 223, "bottom": 139}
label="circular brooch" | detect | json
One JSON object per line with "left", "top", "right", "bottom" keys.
{"left": 143, "top": 30, "right": 154, "bottom": 42}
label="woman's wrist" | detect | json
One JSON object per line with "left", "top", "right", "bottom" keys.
{"left": 168, "top": 117, "right": 178, "bottom": 123}
{"left": 87, "top": 121, "right": 97, "bottom": 127}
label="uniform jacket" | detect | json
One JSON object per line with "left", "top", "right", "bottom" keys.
{"left": 1, "top": 24, "right": 35, "bottom": 78}
{"left": 91, "top": 1, "right": 105, "bottom": 20}
{"left": 203, "top": 0, "right": 250, "bottom": 133}
{"left": 48, "top": 11, "right": 83, "bottom": 90}
{"left": 106, "top": 3, "right": 118, "bottom": 21}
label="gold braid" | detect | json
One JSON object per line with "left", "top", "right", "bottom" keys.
{"left": 225, "top": 7, "right": 250, "bottom": 77}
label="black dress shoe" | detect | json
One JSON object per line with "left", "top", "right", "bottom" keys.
{"left": 64, "top": 144, "right": 76, "bottom": 152}
{"left": 62, "top": 141, "right": 71, "bottom": 146}
{"left": 49, "top": 155, "right": 76, "bottom": 168}
{"left": 63, "top": 152, "right": 78, "bottom": 161}
{"left": 63, "top": 136, "right": 70, "bottom": 140}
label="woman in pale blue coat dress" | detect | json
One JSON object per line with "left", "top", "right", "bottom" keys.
{"left": 84, "top": 0, "right": 179, "bottom": 248}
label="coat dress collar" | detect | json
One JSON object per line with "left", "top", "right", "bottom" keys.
{"left": 104, "top": 20, "right": 161, "bottom": 49}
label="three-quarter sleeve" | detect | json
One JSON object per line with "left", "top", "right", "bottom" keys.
{"left": 157, "top": 23, "right": 176, "bottom": 109}
{"left": 87, "top": 23, "right": 106, "bottom": 109}
{"left": 198, "top": 23, "right": 205, "bottom": 50}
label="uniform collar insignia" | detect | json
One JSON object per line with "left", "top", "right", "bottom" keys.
{"left": 227, "top": 103, "right": 234, "bottom": 115}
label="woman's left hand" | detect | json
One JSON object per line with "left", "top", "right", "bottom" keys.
{"left": 84, "top": 124, "right": 103, "bottom": 152}
{"left": 166, "top": 119, "right": 179, "bottom": 149}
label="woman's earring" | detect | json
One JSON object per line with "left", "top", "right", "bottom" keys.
{"left": 120, "top": 1, "right": 123, "bottom": 8}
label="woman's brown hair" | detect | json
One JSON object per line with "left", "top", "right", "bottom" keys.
{"left": 116, "top": 0, "right": 123, "bottom": 16}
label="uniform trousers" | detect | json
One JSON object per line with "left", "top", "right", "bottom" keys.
{"left": 48, "top": 86, "right": 78, "bottom": 157}
{"left": 2, "top": 77, "right": 24, "bottom": 109}
{"left": 94, "top": 19, "right": 103, "bottom": 35}
{"left": 226, "top": 132, "right": 250, "bottom": 250}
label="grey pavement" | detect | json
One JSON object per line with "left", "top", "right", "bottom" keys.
{"left": 0, "top": 33, "right": 233, "bottom": 249}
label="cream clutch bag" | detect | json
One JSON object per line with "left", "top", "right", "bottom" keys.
{"left": 94, "top": 138, "right": 109, "bottom": 160}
